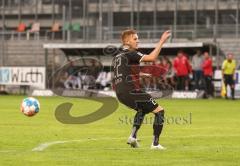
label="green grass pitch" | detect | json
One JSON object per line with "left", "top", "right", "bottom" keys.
{"left": 0, "top": 95, "right": 240, "bottom": 166}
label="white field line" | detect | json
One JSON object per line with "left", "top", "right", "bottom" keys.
{"left": 32, "top": 137, "right": 125, "bottom": 152}
{"left": 32, "top": 140, "right": 71, "bottom": 152}
{"left": 0, "top": 150, "right": 17, "bottom": 153}
{"left": 32, "top": 134, "right": 240, "bottom": 152}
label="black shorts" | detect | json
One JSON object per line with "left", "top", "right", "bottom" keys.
{"left": 224, "top": 74, "right": 234, "bottom": 86}
{"left": 116, "top": 90, "right": 159, "bottom": 113}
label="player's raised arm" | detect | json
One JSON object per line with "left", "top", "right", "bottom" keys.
{"left": 141, "top": 30, "right": 171, "bottom": 62}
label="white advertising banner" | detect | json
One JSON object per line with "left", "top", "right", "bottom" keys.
{"left": 0, "top": 67, "right": 46, "bottom": 89}
{"left": 235, "top": 70, "right": 240, "bottom": 90}
{"left": 214, "top": 70, "right": 240, "bottom": 90}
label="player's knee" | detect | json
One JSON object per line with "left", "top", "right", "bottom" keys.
{"left": 154, "top": 110, "right": 165, "bottom": 125}
{"left": 152, "top": 106, "right": 164, "bottom": 113}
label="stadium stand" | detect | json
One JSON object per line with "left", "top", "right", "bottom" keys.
{"left": 17, "top": 23, "right": 26, "bottom": 32}
{"left": 0, "top": 0, "right": 239, "bottom": 97}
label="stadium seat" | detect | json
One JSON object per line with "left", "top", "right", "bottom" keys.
{"left": 51, "top": 22, "right": 60, "bottom": 32}
{"left": 63, "top": 23, "right": 72, "bottom": 31}
{"left": 26, "top": 22, "right": 40, "bottom": 40}
{"left": 47, "top": 22, "right": 61, "bottom": 40}
{"left": 62, "top": 23, "right": 80, "bottom": 32}
{"left": 30, "top": 22, "right": 40, "bottom": 33}
{"left": 17, "top": 23, "right": 26, "bottom": 32}
{"left": 72, "top": 23, "right": 80, "bottom": 32}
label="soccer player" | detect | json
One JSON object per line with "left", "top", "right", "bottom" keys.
{"left": 112, "top": 29, "right": 171, "bottom": 149}
{"left": 222, "top": 53, "right": 236, "bottom": 100}
{"left": 192, "top": 50, "right": 204, "bottom": 90}
{"left": 173, "top": 50, "right": 192, "bottom": 90}
{"left": 202, "top": 52, "right": 213, "bottom": 98}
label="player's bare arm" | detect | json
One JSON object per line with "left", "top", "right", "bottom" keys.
{"left": 141, "top": 30, "right": 171, "bottom": 62}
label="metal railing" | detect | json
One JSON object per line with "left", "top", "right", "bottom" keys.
{"left": 0, "top": 31, "right": 40, "bottom": 41}
{"left": 103, "top": 29, "right": 194, "bottom": 41}
{"left": 0, "top": 23, "right": 239, "bottom": 42}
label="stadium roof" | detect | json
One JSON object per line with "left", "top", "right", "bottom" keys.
{"left": 43, "top": 42, "right": 216, "bottom": 56}
{"left": 43, "top": 42, "right": 205, "bottom": 49}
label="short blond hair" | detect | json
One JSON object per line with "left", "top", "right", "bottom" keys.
{"left": 121, "top": 29, "right": 136, "bottom": 44}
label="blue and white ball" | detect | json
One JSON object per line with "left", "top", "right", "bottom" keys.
{"left": 21, "top": 97, "right": 40, "bottom": 117}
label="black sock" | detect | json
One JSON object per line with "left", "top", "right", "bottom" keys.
{"left": 153, "top": 110, "right": 164, "bottom": 146}
{"left": 131, "top": 111, "right": 145, "bottom": 138}
{"left": 231, "top": 87, "right": 235, "bottom": 99}
{"left": 225, "top": 86, "right": 228, "bottom": 98}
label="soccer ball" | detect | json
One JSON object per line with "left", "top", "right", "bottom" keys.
{"left": 20, "top": 97, "right": 40, "bottom": 117}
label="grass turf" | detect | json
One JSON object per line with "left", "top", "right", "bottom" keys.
{"left": 0, "top": 95, "right": 240, "bottom": 166}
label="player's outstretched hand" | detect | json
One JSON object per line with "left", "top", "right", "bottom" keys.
{"left": 160, "top": 30, "right": 171, "bottom": 44}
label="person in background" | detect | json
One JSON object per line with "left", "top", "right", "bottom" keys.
{"left": 163, "top": 56, "right": 175, "bottom": 87}
{"left": 151, "top": 58, "right": 168, "bottom": 90}
{"left": 192, "top": 50, "right": 204, "bottom": 91}
{"left": 173, "top": 50, "right": 192, "bottom": 90}
{"left": 96, "top": 68, "right": 112, "bottom": 90}
{"left": 222, "top": 53, "right": 236, "bottom": 100}
{"left": 183, "top": 52, "right": 192, "bottom": 90}
{"left": 140, "top": 62, "right": 154, "bottom": 90}
{"left": 157, "top": 57, "right": 171, "bottom": 88}
{"left": 202, "top": 52, "right": 214, "bottom": 98}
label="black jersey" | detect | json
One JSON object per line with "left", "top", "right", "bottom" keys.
{"left": 112, "top": 48, "right": 158, "bottom": 113}
{"left": 112, "top": 48, "right": 144, "bottom": 94}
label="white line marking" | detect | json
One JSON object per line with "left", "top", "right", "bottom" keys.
{"left": 32, "top": 141, "right": 69, "bottom": 151}
{"left": 0, "top": 150, "right": 17, "bottom": 153}
{"left": 32, "top": 135, "right": 240, "bottom": 152}
{"left": 32, "top": 137, "right": 124, "bottom": 152}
